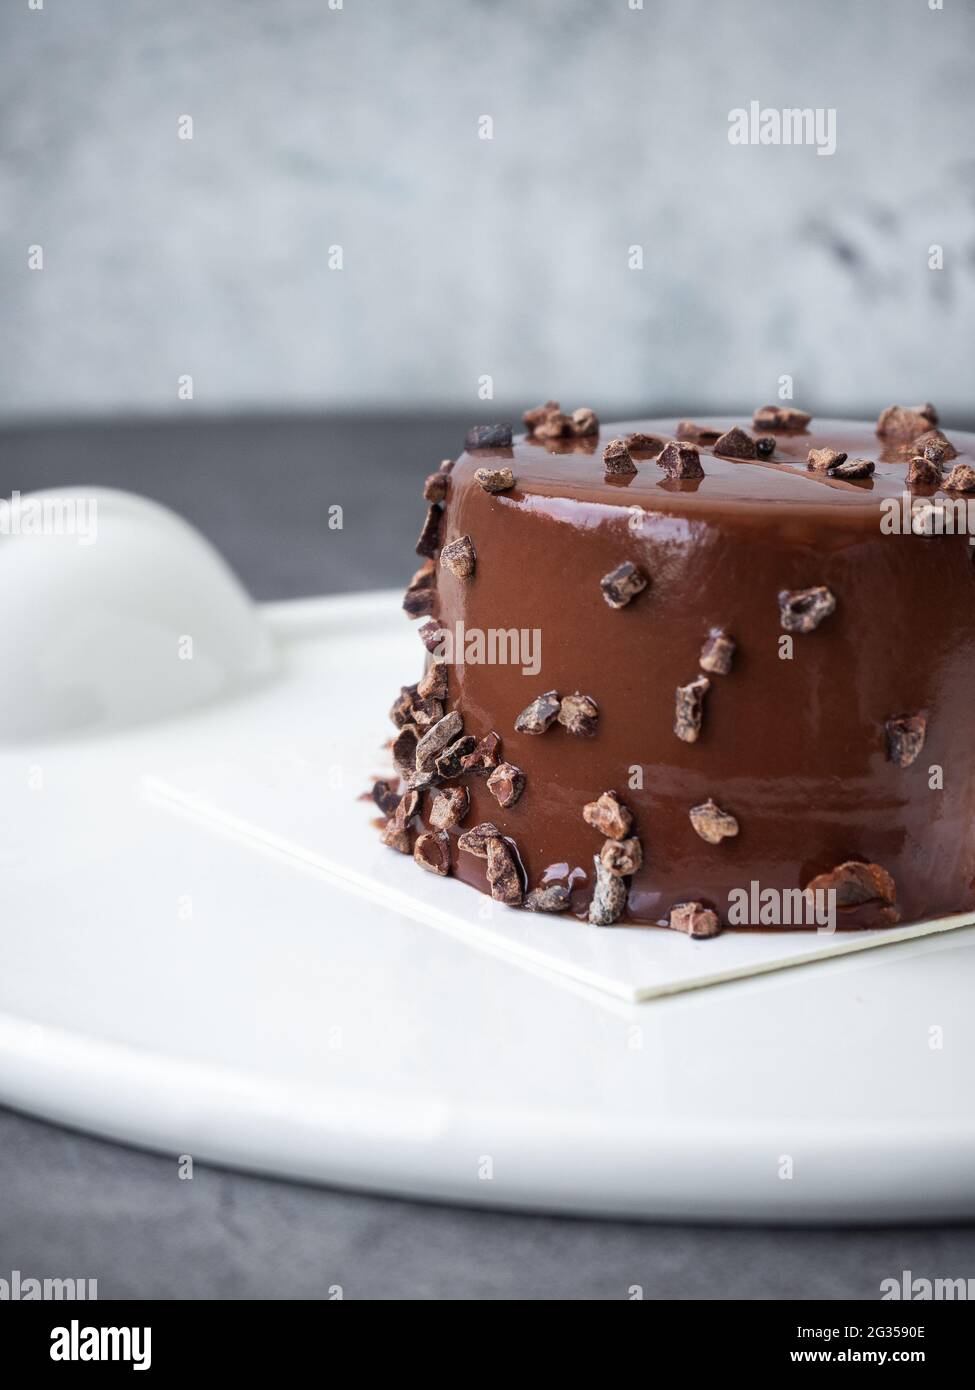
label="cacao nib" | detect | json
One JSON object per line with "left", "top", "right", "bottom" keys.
{"left": 603, "top": 437, "right": 637, "bottom": 475}
{"left": 435, "top": 734, "right": 476, "bottom": 779}
{"left": 474, "top": 466, "right": 515, "bottom": 493}
{"left": 515, "top": 690, "right": 561, "bottom": 735}
{"left": 658, "top": 439, "right": 704, "bottom": 479}
{"left": 466, "top": 423, "right": 513, "bottom": 449}
{"left": 460, "top": 731, "right": 501, "bottom": 776}
{"left": 588, "top": 853, "right": 628, "bottom": 925}
{"left": 599, "top": 836, "right": 642, "bottom": 877}
{"left": 414, "top": 830, "right": 451, "bottom": 876}
{"left": 804, "top": 860, "right": 898, "bottom": 917}
{"left": 600, "top": 561, "right": 648, "bottom": 609}
{"left": 415, "top": 504, "right": 442, "bottom": 558}
{"left": 558, "top": 692, "right": 599, "bottom": 737}
{"left": 440, "top": 534, "right": 476, "bottom": 579}
{"left": 689, "top": 799, "right": 739, "bottom": 843}
{"left": 828, "top": 457, "right": 874, "bottom": 480}
{"left": 523, "top": 884, "right": 573, "bottom": 913}
{"left": 752, "top": 405, "right": 811, "bottom": 430}
{"left": 668, "top": 902, "right": 722, "bottom": 937}
{"left": 415, "top": 710, "right": 463, "bottom": 773}
{"left": 582, "top": 790, "right": 632, "bottom": 840}
{"left": 675, "top": 421, "right": 722, "bottom": 445}
{"left": 428, "top": 785, "right": 470, "bottom": 830}
{"left": 778, "top": 585, "right": 836, "bottom": 633}
{"left": 486, "top": 836, "right": 523, "bottom": 905}
{"left": 885, "top": 713, "right": 927, "bottom": 768}
{"left": 457, "top": 822, "right": 502, "bottom": 858}
{"left": 699, "top": 628, "right": 735, "bottom": 675}
{"left": 486, "top": 761, "right": 525, "bottom": 808}
{"left": 876, "top": 403, "right": 937, "bottom": 442}
{"left": 807, "top": 447, "right": 846, "bottom": 472}
{"left": 713, "top": 427, "right": 756, "bottom": 460}
{"left": 674, "top": 675, "right": 710, "bottom": 743}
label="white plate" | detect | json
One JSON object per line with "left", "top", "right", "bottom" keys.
{"left": 1, "top": 496, "right": 973, "bottom": 1221}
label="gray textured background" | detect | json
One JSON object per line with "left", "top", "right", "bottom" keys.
{"left": 2, "top": 0, "right": 974, "bottom": 423}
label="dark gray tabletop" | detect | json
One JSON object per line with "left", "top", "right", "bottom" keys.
{"left": 1, "top": 413, "right": 972, "bottom": 1300}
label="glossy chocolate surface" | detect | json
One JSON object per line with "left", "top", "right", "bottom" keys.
{"left": 404, "top": 418, "right": 975, "bottom": 929}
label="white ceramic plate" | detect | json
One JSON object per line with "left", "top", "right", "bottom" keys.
{"left": 1, "top": 492, "right": 973, "bottom": 1221}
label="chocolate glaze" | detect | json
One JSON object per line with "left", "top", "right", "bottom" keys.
{"left": 401, "top": 418, "right": 975, "bottom": 929}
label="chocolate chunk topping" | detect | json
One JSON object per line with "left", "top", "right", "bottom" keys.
{"left": 603, "top": 437, "right": 637, "bottom": 475}
{"left": 876, "top": 404, "right": 938, "bottom": 442}
{"left": 381, "top": 789, "right": 419, "bottom": 854}
{"left": 828, "top": 457, "right": 875, "bottom": 480}
{"left": 674, "top": 675, "right": 710, "bottom": 743}
{"left": 466, "top": 423, "right": 513, "bottom": 449}
{"left": 658, "top": 439, "right": 704, "bottom": 479}
{"left": 523, "top": 400, "right": 561, "bottom": 433}
{"left": 415, "top": 504, "right": 442, "bottom": 559}
{"left": 558, "top": 692, "right": 599, "bottom": 737}
{"left": 524, "top": 401, "right": 598, "bottom": 439}
{"left": 428, "top": 785, "right": 470, "bottom": 830}
{"left": 752, "top": 405, "right": 811, "bottom": 431}
{"left": 807, "top": 447, "right": 846, "bottom": 472}
{"left": 588, "top": 854, "right": 628, "bottom": 925}
{"left": 943, "top": 464, "right": 975, "bottom": 493}
{"left": 417, "top": 619, "right": 445, "bottom": 653}
{"left": 515, "top": 690, "right": 561, "bottom": 735}
{"left": 380, "top": 818, "right": 411, "bottom": 855}
{"left": 713, "top": 427, "right": 757, "bottom": 460}
{"left": 486, "top": 761, "right": 525, "bottom": 808}
{"left": 755, "top": 436, "right": 776, "bottom": 458}
{"left": 625, "top": 432, "right": 664, "bottom": 453}
{"left": 435, "top": 733, "right": 476, "bottom": 779}
{"left": 533, "top": 410, "right": 574, "bottom": 440}
{"left": 474, "top": 466, "right": 515, "bottom": 493}
{"left": 486, "top": 836, "right": 523, "bottom": 905}
{"left": 415, "top": 710, "right": 463, "bottom": 773}
{"left": 570, "top": 407, "right": 599, "bottom": 437}
{"left": 414, "top": 830, "right": 451, "bottom": 876}
{"left": 689, "top": 799, "right": 739, "bottom": 844}
{"left": 523, "top": 884, "right": 573, "bottom": 913}
{"left": 391, "top": 725, "right": 419, "bottom": 775}
{"left": 423, "top": 471, "right": 448, "bottom": 503}
{"left": 599, "top": 836, "right": 642, "bottom": 877}
{"left": 460, "top": 731, "right": 501, "bottom": 776}
{"left": 407, "top": 696, "right": 444, "bottom": 730}
{"left": 389, "top": 682, "right": 442, "bottom": 731}
{"left": 402, "top": 587, "right": 437, "bottom": 619}
{"left": 417, "top": 661, "right": 448, "bottom": 701}
{"left": 390, "top": 684, "right": 418, "bottom": 728}
{"left": 913, "top": 428, "right": 957, "bottom": 462}
{"left": 457, "top": 822, "right": 502, "bottom": 858}
{"left": 402, "top": 559, "right": 437, "bottom": 617}
{"left": 600, "top": 560, "right": 649, "bottom": 609}
{"left": 675, "top": 421, "right": 722, "bottom": 445}
{"left": 907, "top": 454, "right": 943, "bottom": 488}
{"left": 778, "top": 585, "right": 836, "bottom": 633}
{"left": 583, "top": 790, "right": 633, "bottom": 840}
{"left": 440, "top": 534, "right": 476, "bottom": 579}
{"left": 885, "top": 713, "right": 927, "bottom": 768}
{"left": 371, "top": 779, "right": 400, "bottom": 817}
{"left": 804, "top": 860, "right": 897, "bottom": 913}
{"left": 699, "top": 628, "right": 735, "bottom": 675}
{"left": 668, "top": 902, "right": 722, "bottom": 938}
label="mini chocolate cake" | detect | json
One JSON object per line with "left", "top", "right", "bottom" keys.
{"left": 377, "top": 403, "right": 975, "bottom": 934}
